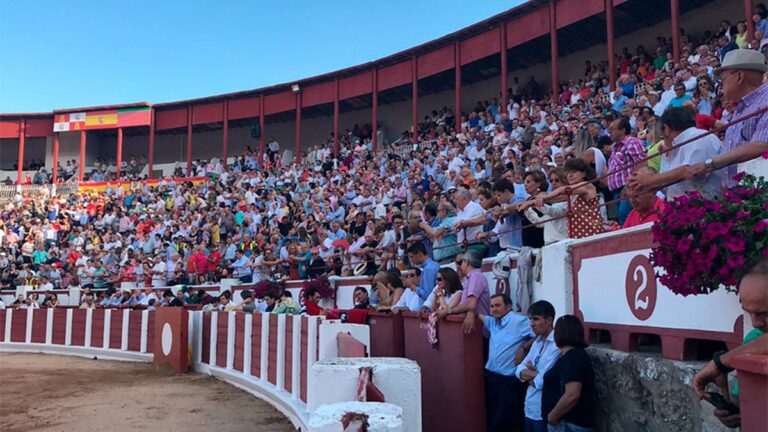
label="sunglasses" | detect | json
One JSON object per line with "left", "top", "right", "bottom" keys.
{"left": 455, "top": 259, "right": 464, "bottom": 265}
{"left": 436, "top": 277, "right": 444, "bottom": 282}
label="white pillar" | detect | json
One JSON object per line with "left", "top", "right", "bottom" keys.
{"left": 243, "top": 313, "right": 253, "bottom": 375}
{"left": 291, "top": 315, "right": 302, "bottom": 400}
{"left": 25, "top": 308, "right": 33, "bottom": 343}
{"left": 84, "top": 308, "right": 92, "bottom": 347}
{"left": 64, "top": 308, "right": 73, "bottom": 346}
{"left": 4, "top": 309, "right": 12, "bottom": 341}
{"left": 140, "top": 310, "right": 149, "bottom": 353}
{"left": 308, "top": 402, "right": 404, "bottom": 432}
{"left": 103, "top": 309, "right": 112, "bottom": 348}
{"left": 276, "top": 314, "right": 286, "bottom": 390}
{"left": 45, "top": 308, "right": 54, "bottom": 345}
{"left": 210, "top": 312, "right": 218, "bottom": 365}
{"left": 226, "top": 312, "right": 236, "bottom": 370}
{"left": 260, "top": 312, "right": 270, "bottom": 381}
{"left": 121, "top": 309, "right": 130, "bottom": 350}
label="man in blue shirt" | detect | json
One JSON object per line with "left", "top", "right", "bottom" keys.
{"left": 515, "top": 300, "right": 561, "bottom": 432}
{"left": 480, "top": 293, "right": 535, "bottom": 432}
{"left": 405, "top": 240, "right": 440, "bottom": 302}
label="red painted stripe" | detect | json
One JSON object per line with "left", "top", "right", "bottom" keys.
{"left": 267, "top": 314, "right": 278, "bottom": 385}
{"left": 216, "top": 313, "right": 229, "bottom": 368}
{"left": 0, "top": 310, "right": 6, "bottom": 342}
{"left": 10, "top": 310, "right": 26, "bottom": 342}
{"left": 300, "top": 316, "right": 309, "bottom": 402}
{"left": 201, "top": 312, "right": 211, "bottom": 364}
{"left": 145, "top": 312, "right": 155, "bottom": 354}
{"left": 127, "top": 311, "right": 142, "bottom": 351}
{"left": 109, "top": 311, "right": 123, "bottom": 349}
{"left": 285, "top": 316, "right": 294, "bottom": 394}
{"left": 30, "top": 309, "right": 47, "bottom": 343}
{"left": 250, "top": 314, "right": 262, "bottom": 377}
{"left": 70, "top": 309, "right": 86, "bottom": 346}
{"left": 233, "top": 313, "right": 245, "bottom": 372}
{"left": 51, "top": 309, "right": 67, "bottom": 345}
{"left": 91, "top": 309, "right": 105, "bottom": 347}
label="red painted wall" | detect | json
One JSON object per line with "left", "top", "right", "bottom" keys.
{"left": 506, "top": 8, "right": 550, "bottom": 47}
{"left": 228, "top": 97, "right": 260, "bottom": 120}
{"left": 193, "top": 102, "right": 224, "bottom": 125}
{"left": 417, "top": 45, "right": 455, "bottom": 79}
{"left": 302, "top": 81, "right": 335, "bottom": 107}
{"left": 156, "top": 108, "right": 187, "bottom": 130}
{"left": 26, "top": 119, "right": 54, "bottom": 137}
{"left": 378, "top": 60, "right": 412, "bottom": 91}
{"left": 339, "top": 72, "right": 373, "bottom": 100}
{"left": 461, "top": 29, "right": 501, "bottom": 65}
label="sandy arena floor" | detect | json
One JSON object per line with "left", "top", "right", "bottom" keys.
{"left": 0, "top": 353, "right": 295, "bottom": 432}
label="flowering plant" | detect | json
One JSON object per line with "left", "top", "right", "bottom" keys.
{"left": 252, "top": 279, "right": 285, "bottom": 299}
{"left": 302, "top": 277, "right": 335, "bottom": 300}
{"left": 650, "top": 173, "right": 768, "bottom": 296}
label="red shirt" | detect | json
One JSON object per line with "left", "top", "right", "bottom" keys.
{"left": 623, "top": 197, "right": 665, "bottom": 229}
{"left": 207, "top": 251, "right": 221, "bottom": 273}
{"left": 191, "top": 252, "right": 209, "bottom": 274}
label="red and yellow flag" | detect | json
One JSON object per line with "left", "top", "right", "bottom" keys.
{"left": 85, "top": 110, "right": 119, "bottom": 129}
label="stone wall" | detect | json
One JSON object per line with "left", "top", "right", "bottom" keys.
{"left": 589, "top": 346, "right": 729, "bottom": 432}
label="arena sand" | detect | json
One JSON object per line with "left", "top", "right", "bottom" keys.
{"left": 0, "top": 353, "right": 295, "bottom": 431}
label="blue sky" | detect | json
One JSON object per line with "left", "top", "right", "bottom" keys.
{"left": 0, "top": 0, "right": 525, "bottom": 113}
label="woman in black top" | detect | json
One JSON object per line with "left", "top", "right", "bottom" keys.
{"left": 542, "top": 315, "right": 596, "bottom": 432}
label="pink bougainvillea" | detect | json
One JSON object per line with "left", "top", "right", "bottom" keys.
{"left": 650, "top": 173, "right": 767, "bottom": 296}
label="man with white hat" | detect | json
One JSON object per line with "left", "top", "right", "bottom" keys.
{"left": 629, "top": 49, "right": 768, "bottom": 193}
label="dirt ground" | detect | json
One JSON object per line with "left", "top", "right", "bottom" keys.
{"left": 0, "top": 353, "right": 296, "bottom": 432}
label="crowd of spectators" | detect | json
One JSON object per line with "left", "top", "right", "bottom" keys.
{"left": 0, "top": 9, "right": 766, "bottom": 432}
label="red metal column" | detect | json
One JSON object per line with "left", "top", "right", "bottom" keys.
{"left": 454, "top": 40, "right": 461, "bottom": 133}
{"left": 259, "top": 95, "right": 265, "bottom": 160}
{"left": 222, "top": 101, "right": 229, "bottom": 167}
{"left": 186, "top": 106, "right": 192, "bottom": 176}
{"left": 16, "top": 120, "right": 25, "bottom": 184}
{"left": 411, "top": 55, "right": 418, "bottom": 138}
{"left": 52, "top": 133, "right": 60, "bottom": 184}
{"left": 745, "top": 0, "right": 756, "bottom": 40}
{"left": 334, "top": 78, "right": 340, "bottom": 157}
{"left": 671, "top": 0, "right": 680, "bottom": 63}
{"left": 116, "top": 127, "right": 123, "bottom": 179}
{"left": 549, "top": 0, "right": 559, "bottom": 102}
{"left": 295, "top": 92, "right": 301, "bottom": 164}
{"left": 606, "top": 0, "right": 616, "bottom": 90}
{"left": 372, "top": 68, "right": 378, "bottom": 152}
{"left": 78, "top": 130, "right": 86, "bottom": 182}
{"left": 500, "top": 25, "right": 508, "bottom": 101}
{"left": 148, "top": 109, "right": 155, "bottom": 179}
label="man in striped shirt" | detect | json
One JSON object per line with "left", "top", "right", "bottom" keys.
{"left": 607, "top": 117, "right": 647, "bottom": 225}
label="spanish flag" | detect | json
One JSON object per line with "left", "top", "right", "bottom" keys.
{"left": 85, "top": 110, "right": 119, "bottom": 129}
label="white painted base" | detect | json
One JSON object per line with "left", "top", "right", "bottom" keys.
{"left": 308, "top": 358, "right": 421, "bottom": 432}
{"left": 309, "top": 402, "right": 403, "bottom": 432}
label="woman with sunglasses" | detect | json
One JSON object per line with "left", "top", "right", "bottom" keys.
{"left": 424, "top": 267, "right": 463, "bottom": 313}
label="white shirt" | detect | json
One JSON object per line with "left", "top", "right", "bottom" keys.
{"left": 455, "top": 200, "right": 485, "bottom": 244}
{"left": 661, "top": 127, "right": 723, "bottom": 199}
{"left": 514, "top": 331, "right": 561, "bottom": 421}
{"left": 151, "top": 262, "right": 167, "bottom": 281}
{"left": 393, "top": 287, "right": 423, "bottom": 312}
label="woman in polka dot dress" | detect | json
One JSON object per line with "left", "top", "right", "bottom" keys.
{"left": 533, "top": 158, "right": 605, "bottom": 239}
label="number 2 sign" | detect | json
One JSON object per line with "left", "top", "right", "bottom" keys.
{"left": 624, "top": 255, "right": 657, "bottom": 321}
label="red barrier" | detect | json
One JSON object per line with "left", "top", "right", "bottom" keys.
{"left": 300, "top": 316, "right": 309, "bottom": 403}
{"left": 216, "top": 313, "right": 229, "bottom": 368}
{"left": 91, "top": 309, "right": 105, "bottom": 347}
{"left": 71, "top": 309, "right": 86, "bottom": 346}
{"left": 153, "top": 307, "right": 189, "bottom": 373}
{"left": 10, "top": 310, "right": 25, "bottom": 342}
{"left": 109, "top": 310, "right": 123, "bottom": 349}
{"left": 30, "top": 309, "right": 46, "bottom": 343}
{"left": 251, "top": 314, "right": 263, "bottom": 378}
{"left": 51, "top": 308, "right": 67, "bottom": 345}
{"left": 732, "top": 355, "right": 768, "bottom": 432}
{"left": 367, "top": 311, "right": 405, "bottom": 357}
{"left": 201, "top": 312, "right": 211, "bottom": 363}
{"left": 127, "top": 311, "right": 143, "bottom": 351}
{"left": 0, "top": 310, "right": 5, "bottom": 342}
{"left": 146, "top": 312, "right": 155, "bottom": 353}
{"left": 402, "top": 312, "right": 486, "bottom": 432}
{"left": 267, "top": 314, "right": 278, "bottom": 385}
{"left": 233, "top": 313, "right": 246, "bottom": 372}
{"left": 285, "top": 316, "right": 294, "bottom": 393}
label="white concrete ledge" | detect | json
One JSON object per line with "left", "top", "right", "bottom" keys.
{"left": 206, "top": 365, "right": 310, "bottom": 431}
{"left": 0, "top": 342, "right": 152, "bottom": 363}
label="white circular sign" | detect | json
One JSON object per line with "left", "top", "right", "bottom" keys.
{"left": 161, "top": 323, "right": 173, "bottom": 356}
